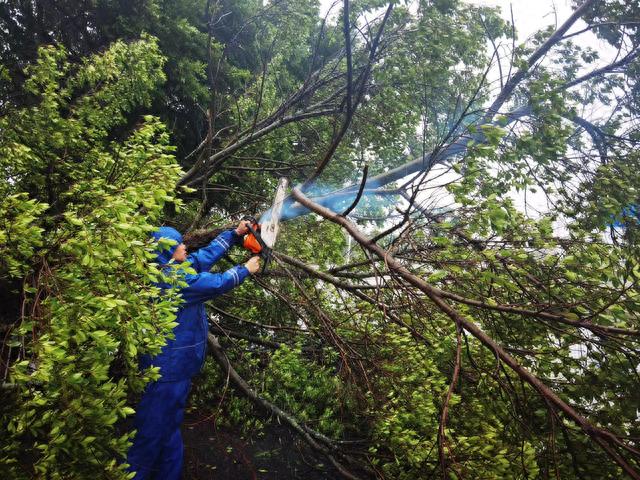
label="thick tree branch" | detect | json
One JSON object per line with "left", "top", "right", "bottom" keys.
{"left": 343, "top": 0, "right": 353, "bottom": 118}
{"left": 560, "top": 47, "right": 640, "bottom": 91}
{"left": 481, "top": 0, "right": 597, "bottom": 122}
{"left": 341, "top": 164, "right": 369, "bottom": 216}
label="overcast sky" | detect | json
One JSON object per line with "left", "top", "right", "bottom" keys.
{"left": 467, "top": 0, "right": 617, "bottom": 56}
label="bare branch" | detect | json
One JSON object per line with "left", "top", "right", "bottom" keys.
{"left": 341, "top": 164, "right": 369, "bottom": 216}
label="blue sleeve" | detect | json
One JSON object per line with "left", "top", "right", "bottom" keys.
{"left": 187, "top": 229, "right": 243, "bottom": 273}
{"left": 181, "top": 265, "right": 250, "bottom": 304}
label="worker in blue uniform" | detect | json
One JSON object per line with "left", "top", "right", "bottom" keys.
{"left": 126, "top": 221, "right": 259, "bottom": 479}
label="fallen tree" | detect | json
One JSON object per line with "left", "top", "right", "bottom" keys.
{"left": 2, "top": 0, "right": 639, "bottom": 478}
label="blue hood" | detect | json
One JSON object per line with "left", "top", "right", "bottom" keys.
{"left": 151, "top": 226, "right": 183, "bottom": 264}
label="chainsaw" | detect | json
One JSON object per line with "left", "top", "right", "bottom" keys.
{"left": 239, "top": 178, "right": 288, "bottom": 274}
{"left": 240, "top": 215, "right": 272, "bottom": 273}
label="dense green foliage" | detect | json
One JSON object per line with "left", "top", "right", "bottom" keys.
{"left": 1, "top": 0, "right": 639, "bottom": 478}
{"left": 0, "top": 39, "right": 184, "bottom": 478}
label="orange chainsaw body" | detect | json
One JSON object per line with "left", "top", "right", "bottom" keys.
{"left": 243, "top": 225, "right": 263, "bottom": 254}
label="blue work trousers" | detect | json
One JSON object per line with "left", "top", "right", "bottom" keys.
{"left": 126, "top": 379, "right": 191, "bottom": 480}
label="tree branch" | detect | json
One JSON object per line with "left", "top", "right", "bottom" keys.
{"left": 291, "top": 186, "right": 640, "bottom": 479}
{"left": 206, "top": 333, "right": 365, "bottom": 480}
{"left": 300, "top": 3, "right": 394, "bottom": 190}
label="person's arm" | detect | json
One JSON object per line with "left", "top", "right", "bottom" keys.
{"left": 188, "top": 220, "right": 252, "bottom": 273}
{"left": 182, "top": 267, "right": 248, "bottom": 303}
{"left": 181, "top": 256, "right": 260, "bottom": 303}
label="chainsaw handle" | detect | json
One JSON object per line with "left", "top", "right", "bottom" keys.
{"left": 241, "top": 215, "right": 259, "bottom": 227}
{"left": 236, "top": 216, "right": 258, "bottom": 237}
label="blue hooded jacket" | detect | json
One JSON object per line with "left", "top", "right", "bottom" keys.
{"left": 140, "top": 227, "right": 249, "bottom": 381}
